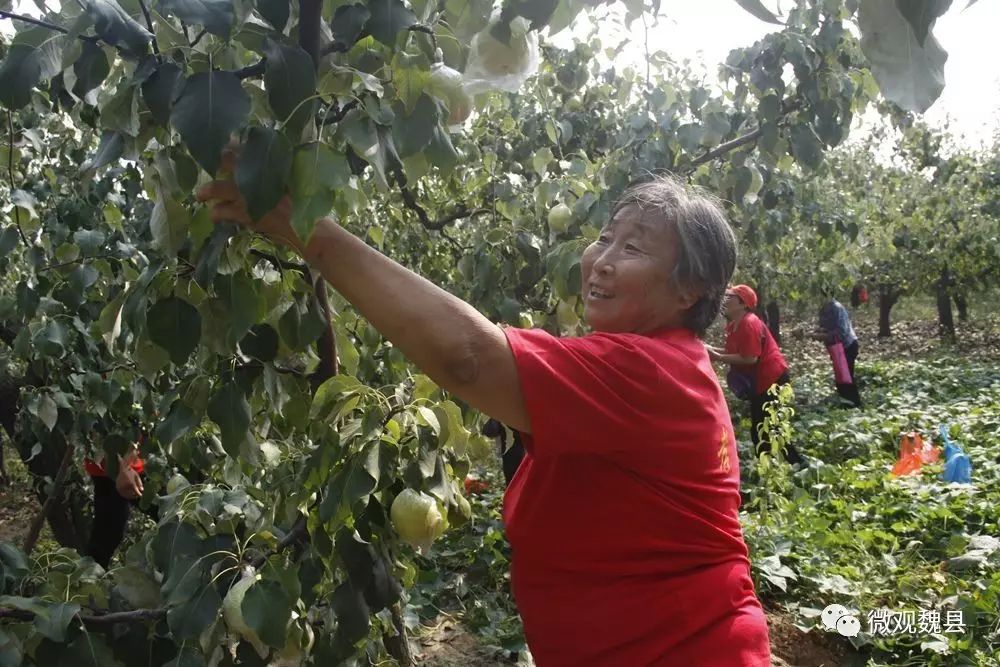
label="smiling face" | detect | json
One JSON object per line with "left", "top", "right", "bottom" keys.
{"left": 579, "top": 204, "right": 696, "bottom": 334}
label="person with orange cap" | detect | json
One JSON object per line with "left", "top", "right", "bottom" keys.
{"left": 707, "top": 285, "right": 802, "bottom": 464}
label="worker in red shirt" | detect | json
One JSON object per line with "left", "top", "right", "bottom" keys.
{"left": 707, "top": 285, "right": 802, "bottom": 464}
{"left": 200, "top": 158, "right": 771, "bottom": 664}
{"left": 83, "top": 427, "right": 148, "bottom": 568}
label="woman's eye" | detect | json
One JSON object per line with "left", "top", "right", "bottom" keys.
{"left": 625, "top": 244, "right": 642, "bottom": 253}
{"left": 597, "top": 235, "right": 611, "bottom": 244}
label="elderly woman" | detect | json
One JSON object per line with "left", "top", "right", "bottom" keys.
{"left": 198, "top": 170, "right": 771, "bottom": 665}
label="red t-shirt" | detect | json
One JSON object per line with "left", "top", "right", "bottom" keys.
{"left": 724, "top": 313, "right": 788, "bottom": 395}
{"left": 83, "top": 456, "right": 145, "bottom": 478}
{"left": 502, "top": 327, "right": 770, "bottom": 666}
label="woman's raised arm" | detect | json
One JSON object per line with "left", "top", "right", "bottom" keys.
{"left": 197, "top": 171, "right": 530, "bottom": 434}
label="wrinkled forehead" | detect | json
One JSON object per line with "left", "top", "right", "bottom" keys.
{"left": 606, "top": 203, "right": 675, "bottom": 239}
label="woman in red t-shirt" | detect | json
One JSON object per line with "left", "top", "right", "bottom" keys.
{"left": 83, "top": 430, "right": 147, "bottom": 568}
{"left": 707, "top": 285, "right": 802, "bottom": 464}
{"left": 199, "top": 158, "right": 771, "bottom": 664}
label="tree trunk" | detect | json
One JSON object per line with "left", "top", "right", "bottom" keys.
{"left": 954, "top": 293, "right": 969, "bottom": 322}
{"left": 878, "top": 285, "right": 898, "bottom": 338}
{"left": 23, "top": 440, "right": 75, "bottom": 555}
{"left": 936, "top": 271, "right": 955, "bottom": 339}
{"left": 765, "top": 301, "right": 781, "bottom": 344}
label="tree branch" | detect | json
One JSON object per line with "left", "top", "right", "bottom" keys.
{"left": 302, "top": 0, "right": 339, "bottom": 384}
{"left": 235, "top": 60, "right": 267, "bottom": 80}
{"left": 6, "top": 111, "right": 29, "bottom": 248}
{"left": 390, "top": 164, "right": 488, "bottom": 231}
{"left": 250, "top": 512, "right": 309, "bottom": 569}
{"left": 37, "top": 253, "right": 120, "bottom": 272}
{"left": 23, "top": 439, "right": 75, "bottom": 556}
{"left": 249, "top": 249, "right": 309, "bottom": 275}
{"left": 136, "top": 0, "right": 160, "bottom": 56}
{"left": 321, "top": 99, "right": 360, "bottom": 127}
{"left": 0, "top": 10, "right": 98, "bottom": 42}
{"left": 0, "top": 606, "right": 167, "bottom": 626}
{"left": 685, "top": 127, "right": 764, "bottom": 171}
{"left": 189, "top": 28, "right": 208, "bottom": 49}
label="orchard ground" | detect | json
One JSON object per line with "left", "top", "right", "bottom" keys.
{"left": 2, "top": 302, "right": 998, "bottom": 666}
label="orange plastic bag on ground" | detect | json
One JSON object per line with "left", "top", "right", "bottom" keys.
{"left": 891, "top": 432, "right": 941, "bottom": 476}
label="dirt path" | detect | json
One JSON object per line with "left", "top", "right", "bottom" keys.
{"left": 0, "top": 466, "right": 38, "bottom": 548}
{"left": 411, "top": 612, "right": 850, "bottom": 667}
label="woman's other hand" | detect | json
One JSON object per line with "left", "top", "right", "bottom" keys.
{"left": 195, "top": 146, "right": 302, "bottom": 253}
{"left": 116, "top": 465, "right": 143, "bottom": 500}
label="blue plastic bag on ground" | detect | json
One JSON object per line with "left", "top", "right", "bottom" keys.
{"left": 939, "top": 425, "right": 972, "bottom": 484}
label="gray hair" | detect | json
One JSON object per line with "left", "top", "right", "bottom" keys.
{"left": 611, "top": 175, "right": 737, "bottom": 336}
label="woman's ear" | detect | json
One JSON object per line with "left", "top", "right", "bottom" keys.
{"left": 677, "top": 288, "right": 700, "bottom": 310}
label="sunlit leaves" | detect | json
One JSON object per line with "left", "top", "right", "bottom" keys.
{"left": 859, "top": 0, "right": 948, "bottom": 112}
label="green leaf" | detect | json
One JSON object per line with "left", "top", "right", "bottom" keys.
{"left": 278, "top": 299, "right": 326, "bottom": 350}
{"left": 208, "top": 381, "right": 251, "bottom": 457}
{"left": 147, "top": 296, "right": 202, "bottom": 365}
{"left": 35, "top": 320, "right": 68, "bottom": 357}
{"left": 35, "top": 395, "right": 59, "bottom": 431}
{"left": 0, "top": 628, "right": 22, "bottom": 667}
{"left": 34, "top": 602, "right": 81, "bottom": 642}
{"left": 859, "top": 0, "right": 947, "bottom": 113}
{"left": 170, "top": 71, "right": 251, "bottom": 175}
{"left": 424, "top": 123, "right": 458, "bottom": 174}
{"left": 442, "top": 0, "right": 491, "bottom": 41}
{"left": 73, "top": 229, "right": 106, "bottom": 254}
{"left": 164, "top": 646, "right": 205, "bottom": 667}
{"left": 732, "top": 0, "right": 783, "bottom": 24}
{"left": 289, "top": 143, "right": 350, "bottom": 234}
{"left": 167, "top": 582, "right": 222, "bottom": 640}
{"left": 311, "top": 374, "right": 365, "bottom": 419}
{"left": 319, "top": 455, "right": 376, "bottom": 524}
{"left": 894, "top": 0, "right": 951, "bottom": 46}
{"left": 82, "top": 130, "right": 125, "bottom": 172}
{"left": 234, "top": 126, "right": 293, "bottom": 222}
{"left": 241, "top": 579, "right": 292, "bottom": 648}
{"left": 150, "top": 192, "right": 191, "bottom": 256}
{"left": 240, "top": 324, "right": 278, "bottom": 362}
{"left": 391, "top": 53, "right": 430, "bottom": 114}
{"left": 263, "top": 40, "right": 316, "bottom": 139}
{"left": 365, "top": 0, "right": 417, "bottom": 46}
{"left": 0, "top": 28, "right": 64, "bottom": 110}
{"left": 330, "top": 581, "right": 370, "bottom": 644}
{"left": 789, "top": 123, "right": 824, "bottom": 170}
{"left": 141, "top": 62, "right": 182, "bottom": 127}
{"left": 0, "top": 46, "right": 43, "bottom": 111}
{"left": 0, "top": 227, "right": 18, "bottom": 259}
{"left": 331, "top": 3, "right": 371, "bottom": 46}
{"left": 392, "top": 94, "right": 440, "bottom": 157}
{"left": 339, "top": 109, "right": 390, "bottom": 188}
{"left": 258, "top": 0, "right": 289, "bottom": 31}
{"left": 158, "top": 0, "right": 235, "bottom": 37}
{"left": 101, "top": 82, "right": 140, "bottom": 136}
{"left": 72, "top": 41, "right": 111, "bottom": 99}
{"left": 112, "top": 566, "right": 163, "bottom": 609}
{"left": 218, "top": 271, "right": 261, "bottom": 347}
{"left": 86, "top": 0, "right": 153, "bottom": 53}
